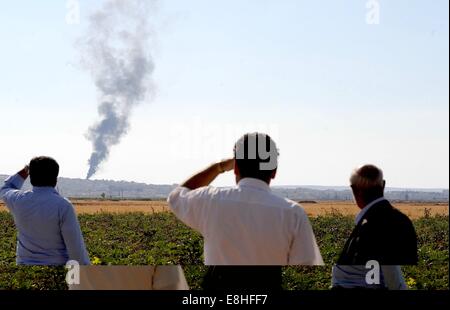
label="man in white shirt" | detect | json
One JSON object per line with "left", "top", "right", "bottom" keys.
{"left": 168, "top": 133, "right": 323, "bottom": 267}
{"left": 0, "top": 157, "right": 90, "bottom": 265}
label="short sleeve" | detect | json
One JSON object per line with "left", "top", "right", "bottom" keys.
{"left": 167, "top": 186, "right": 214, "bottom": 234}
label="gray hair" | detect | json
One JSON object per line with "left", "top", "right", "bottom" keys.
{"left": 350, "top": 164, "right": 384, "bottom": 189}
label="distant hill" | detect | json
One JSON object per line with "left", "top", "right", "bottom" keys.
{"left": 0, "top": 175, "right": 174, "bottom": 199}
{"left": 1, "top": 174, "right": 448, "bottom": 202}
{"left": 272, "top": 186, "right": 449, "bottom": 202}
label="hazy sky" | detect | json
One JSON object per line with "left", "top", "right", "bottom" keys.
{"left": 0, "top": 0, "right": 448, "bottom": 188}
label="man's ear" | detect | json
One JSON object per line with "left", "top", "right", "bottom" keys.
{"left": 234, "top": 161, "right": 239, "bottom": 177}
{"left": 271, "top": 168, "right": 277, "bottom": 179}
{"left": 382, "top": 180, "right": 386, "bottom": 191}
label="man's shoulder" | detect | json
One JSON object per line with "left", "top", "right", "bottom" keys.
{"left": 290, "top": 200, "right": 309, "bottom": 219}
{"left": 364, "top": 200, "right": 416, "bottom": 236}
{"left": 368, "top": 200, "right": 412, "bottom": 223}
{"left": 2, "top": 189, "right": 32, "bottom": 204}
{"left": 54, "top": 195, "right": 75, "bottom": 210}
{"left": 16, "top": 189, "right": 33, "bottom": 196}
{"left": 219, "top": 188, "right": 305, "bottom": 211}
{"left": 168, "top": 186, "right": 224, "bottom": 204}
{"left": 171, "top": 185, "right": 221, "bottom": 194}
{"left": 272, "top": 197, "right": 307, "bottom": 215}
{"left": 182, "top": 185, "right": 224, "bottom": 197}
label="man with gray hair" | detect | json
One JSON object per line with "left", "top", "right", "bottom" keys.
{"left": 332, "top": 164, "right": 418, "bottom": 290}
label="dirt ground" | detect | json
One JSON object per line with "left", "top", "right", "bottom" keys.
{"left": 0, "top": 199, "right": 448, "bottom": 219}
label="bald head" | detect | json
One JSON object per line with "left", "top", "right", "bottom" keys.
{"left": 350, "top": 164, "right": 385, "bottom": 209}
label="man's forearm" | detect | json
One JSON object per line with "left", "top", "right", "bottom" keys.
{"left": 62, "top": 207, "right": 91, "bottom": 265}
{"left": 18, "top": 166, "right": 29, "bottom": 180}
{"left": 181, "top": 163, "right": 223, "bottom": 190}
{"left": 0, "top": 169, "right": 28, "bottom": 202}
{"left": 1, "top": 168, "right": 28, "bottom": 193}
{"left": 180, "top": 159, "right": 234, "bottom": 190}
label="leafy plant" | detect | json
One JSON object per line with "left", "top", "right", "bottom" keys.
{"left": 0, "top": 212, "right": 447, "bottom": 290}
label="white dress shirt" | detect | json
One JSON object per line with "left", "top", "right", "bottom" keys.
{"left": 1, "top": 174, "right": 90, "bottom": 265}
{"left": 168, "top": 178, "right": 323, "bottom": 265}
{"left": 69, "top": 266, "right": 189, "bottom": 290}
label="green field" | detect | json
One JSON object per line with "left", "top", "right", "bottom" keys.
{"left": 0, "top": 211, "right": 448, "bottom": 290}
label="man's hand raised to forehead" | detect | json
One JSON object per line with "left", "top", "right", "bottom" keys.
{"left": 218, "top": 158, "right": 234, "bottom": 173}
{"left": 18, "top": 165, "right": 29, "bottom": 180}
{"left": 181, "top": 158, "right": 235, "bottom": 190}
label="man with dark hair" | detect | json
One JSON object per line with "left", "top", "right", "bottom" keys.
{"left": 331, "top": 164, "right": 418, "bottom": 290}
{"left": 0, "top": 157, "right": 90, "bottom": 265}
{"left": 233, "top": 133, "right": 278, "bottom": 183}
{"left": 29, "top": 156, "right": 60, "bottom": 187}
{"left": 168, "top": 133, "right": 323, "bottom": 268}
{"left": 169, "top": 133, "right": 322, "bottom": 289}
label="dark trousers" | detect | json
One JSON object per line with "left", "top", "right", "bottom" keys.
{"left": 202, "top": 266, "right": 282, "bottom": 291}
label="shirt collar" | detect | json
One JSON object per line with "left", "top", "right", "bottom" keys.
{"left": 32, "top": 187, "right": 58, "bottom": 194}
{"left": 355, "top": 196, "right": 386, "bottom": 225}
{"left": 237, "top": 178, "right": 271, "bottom": 192}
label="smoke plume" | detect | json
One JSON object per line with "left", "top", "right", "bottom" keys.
{"left": 81, "top": 0, "right": 156, "bottom": 179}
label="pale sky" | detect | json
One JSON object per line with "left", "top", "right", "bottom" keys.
{"left": 0, "top": 0, "right": 448, "bottom": 188}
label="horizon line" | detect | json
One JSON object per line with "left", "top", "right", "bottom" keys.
{"left": 1, "top": 174, "right": 448, "bottom": 191}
